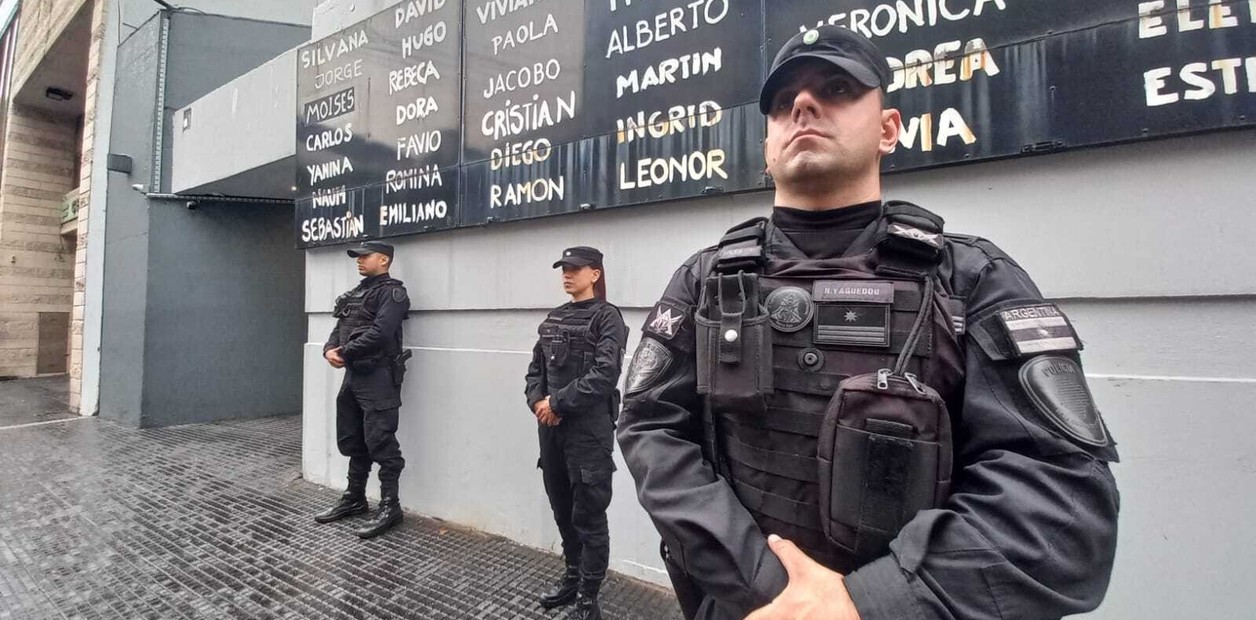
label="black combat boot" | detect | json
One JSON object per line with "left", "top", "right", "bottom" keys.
{"left": 538, "top": 564, "right": 580, "bottom": 609}
{"left": 355, "top": 493, "right": 403, "bottom": 539}
{"left": 561, "top": 592, "right": 602, "bottom": 620}
{"left": 314, "top": 482, "right": 368, "bottom": 524}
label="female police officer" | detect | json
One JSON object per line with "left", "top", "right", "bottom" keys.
{"left": 524, "top": 246, "right": 629, "bottom": 620}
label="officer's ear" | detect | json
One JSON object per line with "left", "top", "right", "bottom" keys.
{"left": 879, "top": 106, "right": 901, "bottom": 155}
{"left": 591, "top": 267, "right": 602, "bottom": 283}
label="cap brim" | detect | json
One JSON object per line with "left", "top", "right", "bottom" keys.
{"left": 552, "top": 257, "right": 595, "bottom": 269}
{"left": 758, "top": 53, "right": 882, "bottom": 114}
{"left": 346, "top": 248, "right": 379, "bottom": 258}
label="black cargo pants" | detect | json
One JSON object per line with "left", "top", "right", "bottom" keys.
{"left": 336, "top": 366, "right": 405, "bottom": 493}
{"left": 539, "top": 410, "right": 616, "bottom": 587}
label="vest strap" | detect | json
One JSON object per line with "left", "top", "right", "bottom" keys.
{"left": 723, "top": 434, "right": 820, "bottom": 483}
{"left": 717, "top": 274, "right": 748, "bottom": 364}
{"left": 874, "top": 201, "right": 946, "bottom": 278}
{"left": 714, "top": 217, "right": 767, "bottom": 274}
{"left": 732, "top": 479, "right": 823, "bottom": 531}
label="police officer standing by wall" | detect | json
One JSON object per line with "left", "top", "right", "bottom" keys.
{"left": 315, "top": 240, "right": 413, "bottom": 540}
{"left": 525, "top": 247, "right": 629, "bottom": 620}
{"left": 617, "top": 27, "right": 1120, "bottom": 620}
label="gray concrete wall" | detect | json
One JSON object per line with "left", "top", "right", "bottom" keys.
{"left": 99, "top": 15, "right": 160, "bottom": 427}
{"left": 300, "top": 129, "right": 1256, "bottom": 617}
{"left": 311, "top": 0, "right": 395, "bottom": 39}
{"left": 161, "top": 13, "right": 309, "bottom": 194}
{"left": 121, "top": 0, "right": 317, "bottom": 32}
{"left": 170, "top": 48, "right": 299, "bottom": 197}
{"left": 100, "top": 12, "right": 309, "bottom": 427}
{"left": 144, "top": 201, "right": 304, "bottom": 425}
{"left": 168, "top": 2, "right": 376, "bottom": 198}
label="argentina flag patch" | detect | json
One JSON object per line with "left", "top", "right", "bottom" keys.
{"left": 996, "top": 303, "right": 1080, "bottom": 357}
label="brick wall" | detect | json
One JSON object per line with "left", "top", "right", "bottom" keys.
{"left": 0, "top": 104, "right": 77, "bottom": 378}
{"left": 11, "top": 0, "right": 90, "bottom": 95}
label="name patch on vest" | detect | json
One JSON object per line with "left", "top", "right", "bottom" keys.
{"left": 813, "top": 280, "right": 895, "bottom": 304}
{"left": 996, "top": 303, "right": 1079, "bottom": 357}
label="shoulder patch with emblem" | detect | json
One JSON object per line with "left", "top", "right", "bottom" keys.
{"left": 391, "top": 287, "right": 408, "bottom": 303}
{"left": 644, "top": 302, "right": 687, "bottom": 341}
{"left": 625, "top": 339, "right": 673, "bottom": 395}
{"left": 1019, "top": 355, "right": 1109, "bottom": 447}
{"left": 765, "top": 286, "right": 814, "bottom": 333}
{"left": 995, "top": 302, "right": 1079, "bottom": 357}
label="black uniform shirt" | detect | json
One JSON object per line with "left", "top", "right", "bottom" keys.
{"left": 772, "top": 200, "right": 880, "bottom": 259}
{"left": 617, "top": 210, "right": 1120, "bottom": 620}
{"left": 524, "top": 299, "right": 629, "bottom": 416}
{"left": 324, "top": 273, "right": 410, "bottom": 363}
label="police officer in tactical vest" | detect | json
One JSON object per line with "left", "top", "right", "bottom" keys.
{"left": 617, "top": 27, "right": 1120, "bottom": 620}
{"left": 315, "top": 240, "right": 413, "bottom": 539}
{"left": 525, "top": 247, "right": 629, "bottom": 620}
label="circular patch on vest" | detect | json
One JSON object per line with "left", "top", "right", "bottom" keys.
{"left": 766, "top": 287, "right": 814, "bottom": 333}
{"left": 1018, "top": 355, "right": 1109, "bottom": 448}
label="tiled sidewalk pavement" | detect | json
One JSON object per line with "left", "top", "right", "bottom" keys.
{"left": 0, "top": 415, "right": 683, "bottom": 620}
{"left": 0, "top": 377, "right": 75, "bottom": 428}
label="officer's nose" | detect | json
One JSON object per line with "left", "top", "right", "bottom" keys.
{"left": 791, "top": 88, "right": 821, "bottom": 122}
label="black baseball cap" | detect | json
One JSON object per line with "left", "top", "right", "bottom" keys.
{"left": 346, "top": 240, "right": 394, "bottom": 258}
{"left": 759, "top": 26, "right": 893, "bottom": 114}
{"left": 552, "top": 246, "right": 604, "bottom": 269}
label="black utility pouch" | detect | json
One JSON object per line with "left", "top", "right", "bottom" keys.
{"left": 816, "top": 278, "right": 953, "bottom": 564}
{"left": 541, "top": 326, "right": 569, "bottom": 371}
{"left": 695, "top": 272, "right": 774, "bottom": 410}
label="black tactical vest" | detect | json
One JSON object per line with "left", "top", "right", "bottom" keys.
{"left": 538, "top": 301, "right": 606, "bottom": 393}
{"left": 333, "top": 276, "right": 404, "bottom": 365}
{"left": 697, "top": 203, "right": 966, "bottom": 573}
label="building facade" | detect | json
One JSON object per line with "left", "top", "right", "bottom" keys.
{"left": 7, "top": 0, "right": 1251, "bottom": 617}
{"left": 0, "top": 0, "right": 94, "bottom": 392}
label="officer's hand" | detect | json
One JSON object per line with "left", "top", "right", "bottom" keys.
{"left": 745, "top": 535, "right": 861, "bottom": 620}
{"left": 535, "top": 398, "right": 561, "bottom": 426}
{"left": 325, "top": 347, "right": 345, "bottom": 369}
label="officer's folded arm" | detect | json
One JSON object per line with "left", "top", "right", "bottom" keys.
{"left": 620, "top": 359, "right": 790, "bottom": 617}
{"left": 619, "top": 262, "right": 790, "bottom": 619}
{"left": 524, "top": 341, "right": 548, "bottom": 411}
{"left": 843, "top": 257, "right": 1120, "bottom": 620}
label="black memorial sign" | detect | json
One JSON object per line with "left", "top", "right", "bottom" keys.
{"left": 295, "top": 0, "right": 1256, "bottom": 247}
{"left": 462, "top": 0, "right": 588, "bottom": 225}
{"left": 765, "top": 0, "right": 1256, "bottom": 171}
{"left": 373, "top": 0, "right": 463, "bottom": 238}
{"left": 1049, "top": 1, "right": 1256, "bottom": 147}
{"left": 296, "top": 0, "right": 461, "bottom": 248}
{"left": 296, "top": 22, "right": 375, "bottom": 247}
{"left": 583, "top": 0, "right": 767, "bottom": 207}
